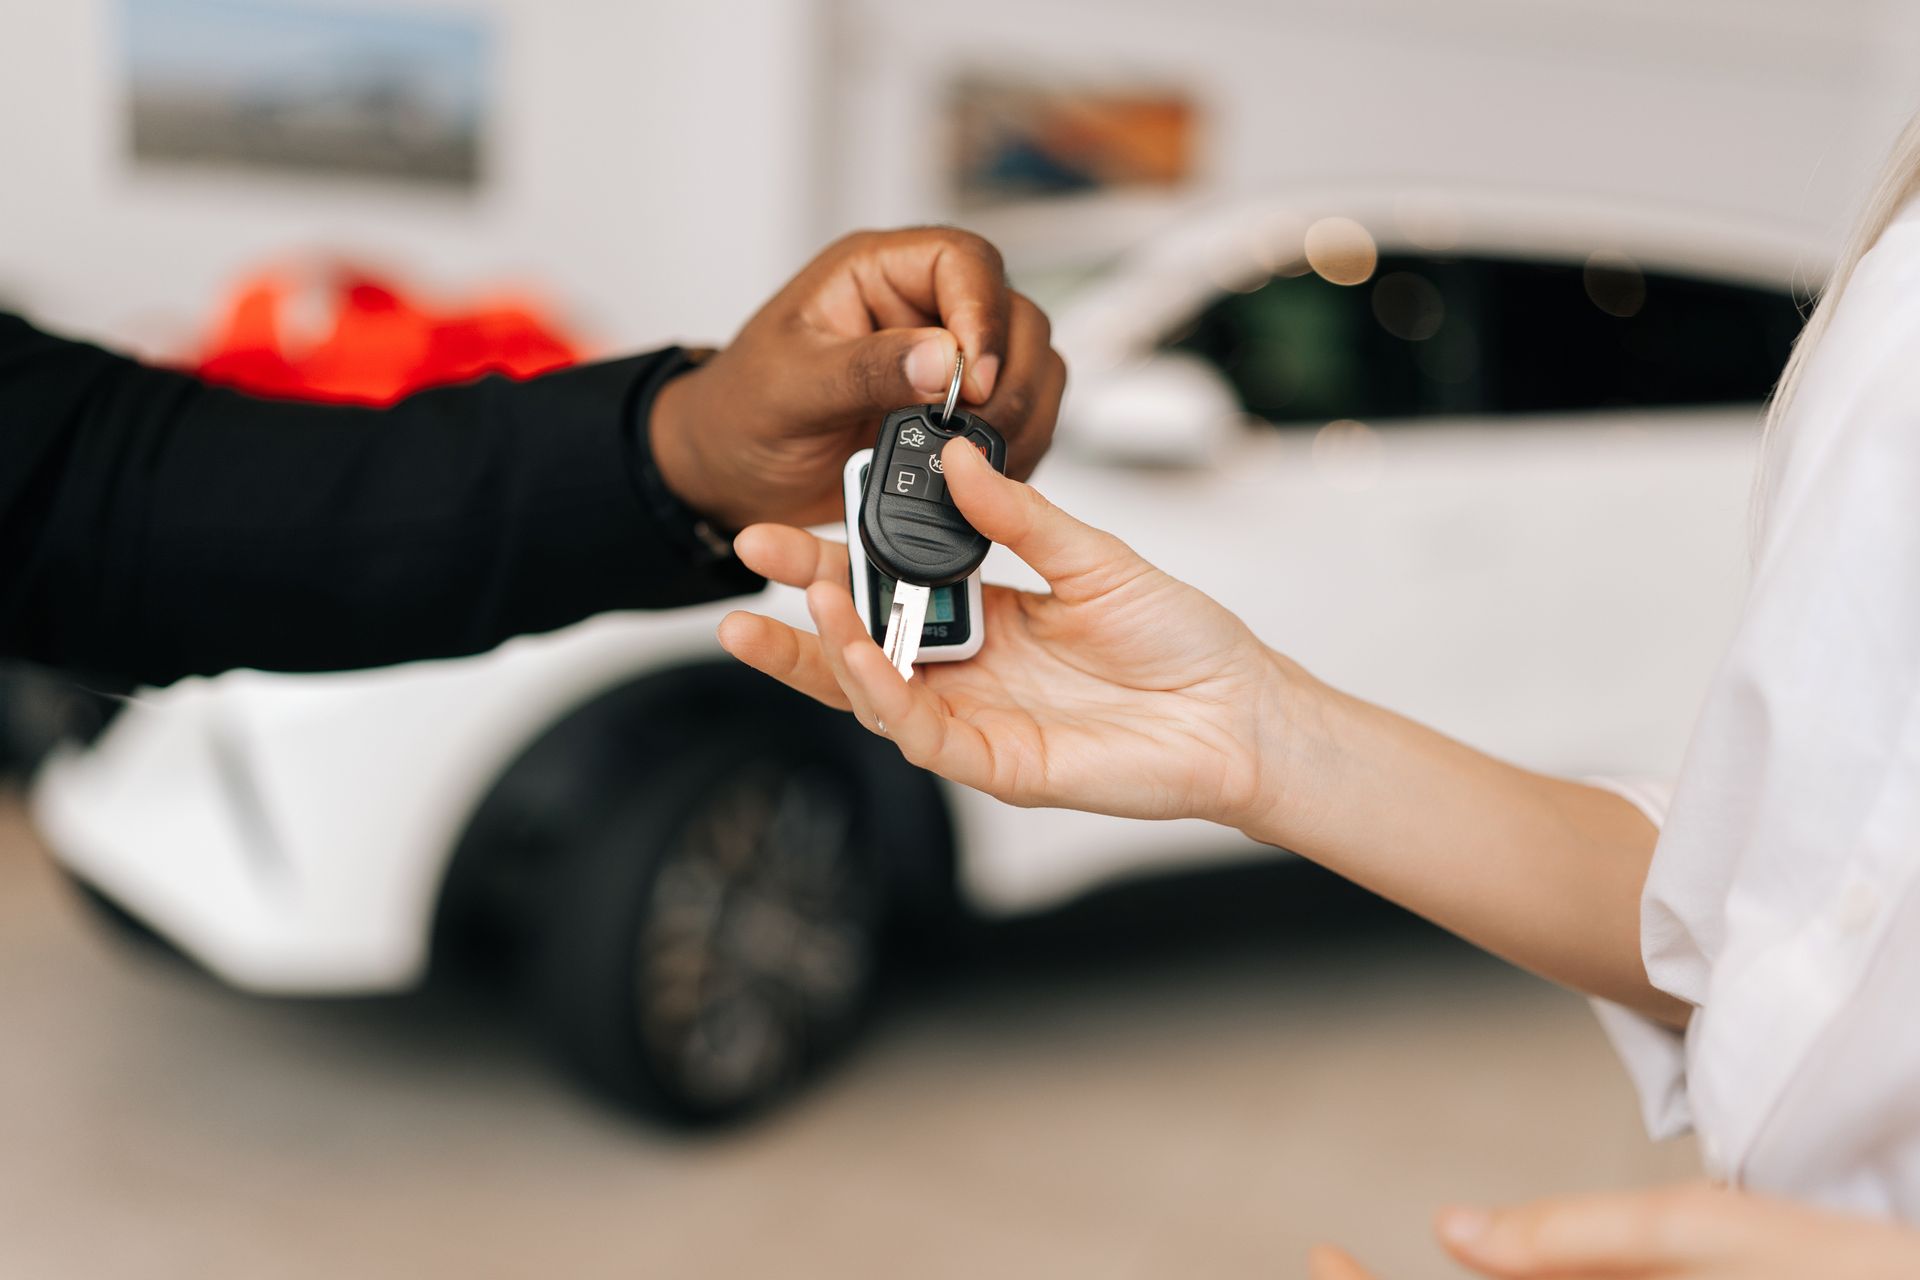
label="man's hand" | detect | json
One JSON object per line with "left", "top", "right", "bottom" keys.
{"left": 1309, "top": 1181, "right": 1920, "bottom": 1278}
{"left": 648, "top": 227, "right": 1066, "bottom": 530}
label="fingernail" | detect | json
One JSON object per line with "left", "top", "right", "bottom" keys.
{"left": 971, "top": 353, "right": 1000, "bottom": 399}
{"left": 943, "top": 437, "right": 986, "bottom": 472}
{"left": 906, "top": 338, "right": 951, "bottom": 397}
{"left": 1437, "top": 1209, "right": 1489, "bottom": 1248}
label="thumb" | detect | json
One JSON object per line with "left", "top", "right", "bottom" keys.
{"left": 821, "top": 326, "right": 957, "bottom": 416}
{"left": 1306, "top": 1244, "right": 1380, "bottom": 1280}
{"left": 941, "top": 437, "right": 1148, "bottom": 604}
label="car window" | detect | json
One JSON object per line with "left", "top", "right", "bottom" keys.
{"left": 1165, "top": 253, "right": 1805, "bottom": 424}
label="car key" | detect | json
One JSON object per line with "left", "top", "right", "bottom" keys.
{"left": 843, "top": 450, "right": 985, "bottom": 664}
{"left": 858, "top": 352, "right": 1007, "bottom": 679}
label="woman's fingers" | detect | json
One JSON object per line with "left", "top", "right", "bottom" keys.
{"left": 734, "top": 523, "right": 850, "bottom": 590}
{"left": 806, "top": 580, "right": 886, "bottom": 731}
{"left": 726, "top": 480, "right": 1028, "bottom": 801}
{"left": 716, "top": 611, "right": 851, "bottom": 711}
{"left": 724, "top": 526, "right": 990, "bottom": 760}
{"left": 786, "top": 572, "right": 1003, "bottom": 793}
{"left": 1305, "top": 1245, "right": 1380, "bottom": 1280}
{"left": 839, "top": 640, "right": 998, "bottom": 792}
{"left": 721, "top": 524, "right": 856, "bottom": 710}
{"left": 940, "top": 439, "right": 1147, "bottom": 604}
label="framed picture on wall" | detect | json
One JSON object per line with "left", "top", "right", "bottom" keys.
{"left": 121, "top": 0, "right": 492, "bottom": 191}
{"left": 796, "top": 0, "right": 1217, "bottom": 274}
{"left": 948, "top": 80, "right": 1199, "bottom": 210}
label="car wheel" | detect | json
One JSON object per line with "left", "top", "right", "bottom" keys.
{"left": 531, "top": 726, "right": 899, "bottom": 1125}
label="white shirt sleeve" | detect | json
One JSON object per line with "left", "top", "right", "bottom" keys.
{"left": 1557, "top": 206, "right": 1920, "bottom": 1211}
{"left": 1584, "top": 775, "right": 1695, "bottom": 1140}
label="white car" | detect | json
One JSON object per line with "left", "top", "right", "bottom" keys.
{"left": 32, "top": 188, "right": 1815, "bottom": 1122}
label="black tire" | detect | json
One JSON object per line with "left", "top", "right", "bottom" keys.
{"left": 527, "top": 704, "right": 942, "bottom": 1125}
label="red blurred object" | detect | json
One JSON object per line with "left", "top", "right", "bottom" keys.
{"left": 193, "top": 269, "right": 583, "bottom": 405}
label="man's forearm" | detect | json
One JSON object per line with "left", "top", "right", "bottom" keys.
{"left": 1, "top": 316, "right": 760, "bottom": 685}
{"left": 1247, "top": 658, "right": 1686, "bottom": 1025}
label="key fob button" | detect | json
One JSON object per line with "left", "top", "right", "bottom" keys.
{"left": 888, "top": 464, "right": 928, "bottom": 498}
{"left": 896, "top": 420, "right": 932, "bottom": 450}
{"left": 888, "top": 451, "right": 946, "bottom": 501}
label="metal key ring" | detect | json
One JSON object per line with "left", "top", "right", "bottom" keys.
{"left": 940, "top": 351, "right": 965, "bottom": 426}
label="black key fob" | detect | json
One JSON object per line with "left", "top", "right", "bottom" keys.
{"left": 858, "top": 406, "right": 1007, "bottom": 589}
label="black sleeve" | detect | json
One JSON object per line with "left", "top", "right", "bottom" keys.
{"left": 0, "top": 312, "right": 763, "bottom": 687}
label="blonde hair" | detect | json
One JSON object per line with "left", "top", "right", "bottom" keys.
{"left": 1762, "top": 109, "right": 1920, "bottom": 507}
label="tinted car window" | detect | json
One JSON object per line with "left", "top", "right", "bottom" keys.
{"left": 1167, "top": 254, "right": 1805, "bottom": 424}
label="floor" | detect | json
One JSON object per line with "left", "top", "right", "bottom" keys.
{"left": 0, "top": 797, "right": 1697, "bottom": 1279}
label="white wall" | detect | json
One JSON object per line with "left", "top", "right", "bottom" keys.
{"left": 5, "top": 0, "right": 1917, "bottom": 357}
{"left": 830, "top": 0, "right": 1920, "bottom": 268}
{"left": 0, "top": 0, "right": 822, "bottom": 355}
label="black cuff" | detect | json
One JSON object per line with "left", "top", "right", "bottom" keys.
{"left": 625, "top": 348, "right": 764, "bottom": 595}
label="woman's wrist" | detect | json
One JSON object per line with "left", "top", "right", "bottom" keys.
{"left": 1228, "top": 647, "right": 1343, "bottom": 849}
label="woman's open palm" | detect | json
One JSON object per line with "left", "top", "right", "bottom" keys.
{"left": 718, "top": 439, "right": 1288, "bottom": 828}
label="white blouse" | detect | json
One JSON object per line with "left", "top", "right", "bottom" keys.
{"left": 1597, "top": 196, "right": 1920, "bottom": 1219}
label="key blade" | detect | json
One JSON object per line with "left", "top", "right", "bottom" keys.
{"left": 881, "top": 583, "right": 931, "bottom": 681}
